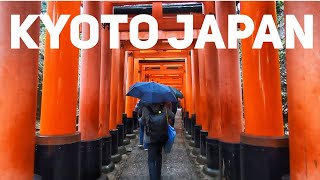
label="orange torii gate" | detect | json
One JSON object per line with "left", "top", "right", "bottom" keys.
{"left": 239, "top": 2, "right": 288, "bottom": 179}
{"left": 216, "top": 2, "right": 242, "bottom": 179}
{"left": 285, "top": 2, "right": 320, "bottom": 179}
{"left": 37, "top": 1, "right": 82, "bottom": 179}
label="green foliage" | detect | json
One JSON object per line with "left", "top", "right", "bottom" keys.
{"left": 276, "top": 1, "right": 288, "bottom": 123}
{"left": 37, "top": 0, "right": 47, "bottom": 122}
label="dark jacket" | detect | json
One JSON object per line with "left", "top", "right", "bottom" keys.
{"left": 140, "top": 103, "right": 175, "bottom": 143}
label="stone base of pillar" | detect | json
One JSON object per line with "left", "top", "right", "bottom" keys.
{"left": 126, "top": 133, "right": 136, "bottom": 139}
{"left": 184, "top": 111, "right": 190, "bottom": 131}
{"left": 189, "top": 140, "right": 195, "bottom": 147}
{"left": 125, "top": 118, "right": 134, "bottom": 134}
{"left": 220, "top": 141, "right": 240, "bottom": 180}
{"left": 186, "top": 134, "right": 192, "bottom": 140}
{"left": 187, "top": 119, "right": 192, "bottom": 137}
{"left": 101, "top": 162, "right": 115, "bottom": 174}
{"left": 111, "top": 153, "right": 122, "bottom": 163}
{"left": 101, "top": 135, "right": 114, "bottom": 174}
{"left": 80, "top": 138, "right": 102, "bottom": 180}
{"left": 110, "top": 129, "right": 122, "bottom": 164}
{"left": 200, "top": 130, "right": 208, "bottom": 158}
{"left": 203, "top": 137, "right": 220, "bottom": 178}
{"left": 34, "top": 132, "right": 81, "bottom": 180}
{"left": 190, "top": 114, "right": 196, "bottom": 140}
{"left": 117, "top": 124, "right": 125, "bottom": 146}
{"left": 118, "top": 145, "right": 127, "bottom": 155}
{"left": 123, "top": 138, "right": 130, "bottom": 145}
{"left": 191, "top": 147, "right": 200, "bottom": 157}
{"left": 203, "top": 165, "right": 221, "bottom": 178}
{"left": 196, "top": 154, "right": 207, "bottom": 165}
{"left": 240, "top": 133, "right": 289, "bottom": 180}
{"left": 194, "top": 125, "right": 201, "bottom": 148}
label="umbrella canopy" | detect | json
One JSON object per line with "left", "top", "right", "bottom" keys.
{"left": 169, "top": 86, "right": 184, "bottom": 99}
{"left": 127, "top": 82, "right": 177, "bottom": 103}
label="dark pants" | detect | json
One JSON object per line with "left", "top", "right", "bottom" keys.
{"left": 148, "top": 142, "right": 165, "bottom": 180}
{"left": 139, "top": 123, "right": 144, "bottom": 145}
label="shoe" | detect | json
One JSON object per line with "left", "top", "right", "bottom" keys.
{"left": 138, "top": 144, "right": 143, "bottom": 148}
{"left": 144, "top": 148, "right": 148, "bottom": 151}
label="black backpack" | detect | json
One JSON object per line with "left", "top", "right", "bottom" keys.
{"left": 145, "top": 105, "right": 169, "bottom": 143}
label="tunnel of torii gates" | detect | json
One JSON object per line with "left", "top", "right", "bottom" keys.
{"left": 0, "top": 1, "right": 319, "bottom": 180}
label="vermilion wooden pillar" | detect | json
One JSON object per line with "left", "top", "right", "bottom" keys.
{"left": 109, "top": 49, "right": 120, "bottom": 130}
{"left": 121, "top": 51, "right": 132, "bottom": 146}
{"left": 196, "top": 49, "right": 209, "bottom": 165}
{"left": 240, "top": 2, "right": 289, "bottom": 179}
{"left": 184, "top": 56, "right": 192, "bottom": 140}
{"left": 34, "top": 1, "right": 81, "bottom": 179}
{"left": 190, "top": 50, "right": 202, "bottom": 155}
{"left": 39, "top": 2, "right": 79, "bottom": 136}
{"left": 125, "top": 56, "right": 139, "bottom": 139}
{"left": 241, "top": 2, "right": 284, "bottom": 137}
{"left": 132, "top": 58, "right": 140, "bottom": 107}
{"left": 186, "top": 54, "right": 193, "bottom": 115}
{"left": 152, "top": 2, "right": 163, "bottom": 20}
{"left": 203, "top": 2, "right": 221, "bottom": 144}
{"left": 191, "top": 50, "right": 200, "bottom": 123}
{"left": 216, "top": 2, "right": 243, "bottom": 179}
{"left": 115, "top": 49, "right": 127, "bottom": 155}
{"left": 125, "top": 52, "right": 135, "bottom": 118}
{"left": 109, "top": 48, "right": 122, "bottom": 162}
{"left": 185, "top": 54, "right": 193, "bottom": 141}
{"left": 134, "top": 58, "right": 141, "bottom": 83}
{"left": 79, "top": 1, "right": 102, "bottom": 179}
{"left": 182, "top": 66, "right": 187, "bottom": 111}
{"left": 187, "top": 52, "right": 195, "bottom": 148}
{"left": 285, "top": 2, "right": 320, "bottom": 179}
{"left": 0, "top": 2, "right": 39, "bottom": 179}
{"left": 202, "top": 1, "right": 222, "bottom": 177}
{"left": 100, "top": 1, "right": 114, "bottom": 173}
{"left": 122, "top": 52, "right": 128, "bottom": 112}
{"left": 117, "top": 49, "right": 126, "bottom": 125}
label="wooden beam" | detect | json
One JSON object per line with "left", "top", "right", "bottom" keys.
{"left": 148, "top": 74, "right": 183, "bottom": 78}
{"left": 149, "top": 76, "right": 183, "bottom": 79}
{"left": 112, "top": 1, "right": 204, "bottom": 6}
{"left": 120, "top": 30, "right": 199, "bottom": 40}
{"left": 122, "top": 40, "right": 195, "bottom": 50}
{"left": 142, "top": 69, "right": 184, "bottom": 75}
{"left": 141, "top": 64, "right": 184, "bottom": 70}
{"left": 133, "top": 50, "right": 188, "bottom": 58}
{"left": 119, "top": 14, "right": 204, "bottom": 31}
{"left": 150, "top": 79, "right": 183, "bottom": 82}
{"left": 140, "top": 62, "right": 185, "bottom": 66}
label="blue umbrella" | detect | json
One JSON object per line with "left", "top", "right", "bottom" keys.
{"left": 126, "top": 82, "right": 177, "bottom": 103}
{"left": 169, "top": 86, "right": 184, "bottom": 99}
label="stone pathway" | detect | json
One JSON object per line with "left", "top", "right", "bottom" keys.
{"left": 111, "top": 109, "right": 201, "bottom": 180}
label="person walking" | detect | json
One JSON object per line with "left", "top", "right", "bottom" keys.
{"left": 135, "top": 100, "right": 148, "bottom": 150}
{"left": 140, "top": 102, "right": 175, "bottom": 180}
{"left": 170, "top": 99, "right": 179, "bottom": 127}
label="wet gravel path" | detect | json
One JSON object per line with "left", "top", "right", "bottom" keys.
{"left": 116, "top": 110, "right": 200, "bottom": 180}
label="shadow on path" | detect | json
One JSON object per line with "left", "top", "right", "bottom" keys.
{"left": 115, "top": 109, "right": 201, "bottom": 180}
